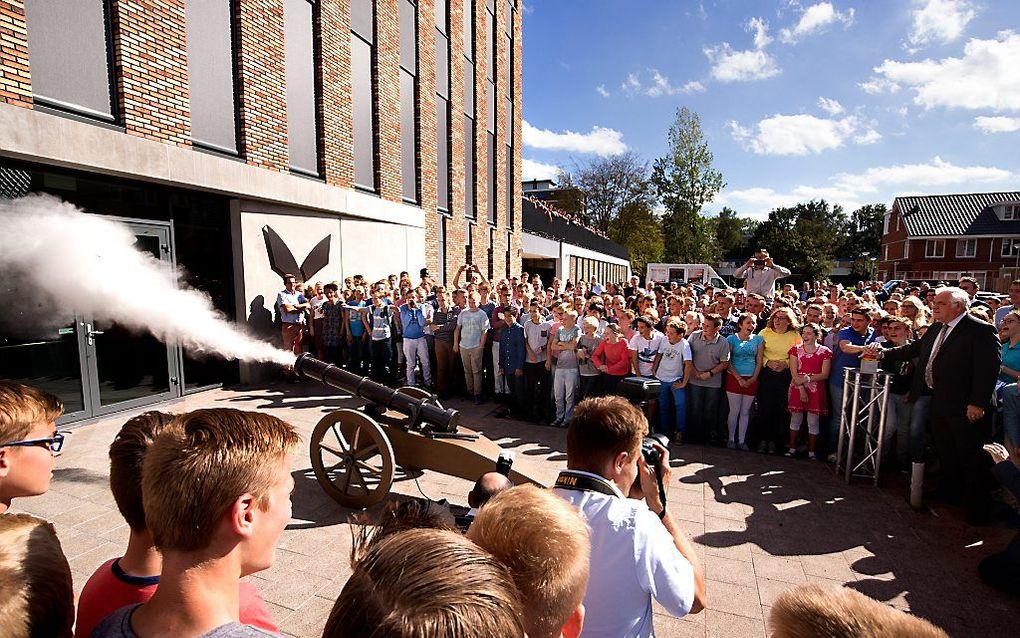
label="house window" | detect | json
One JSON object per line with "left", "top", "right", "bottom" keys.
{"left": 882, "top": 212, "right": 890, "bottom": 234}
{"left": 284, "top": 0, "right": 320, "bottom": 176}
{"left": 351, "top": 0, "right": 376, "bottom": 191}
{"left": 1004, "top": 205, "right": 1019, "bottom": 221}
{"left": 185, "top": 0, "right": 238, "bottom": 154}
{"left": 925, "top": 239, "right": 945, "bottom": 258}
{"left": 1002, "top": 238, "right": 1020, "bottom": 257}
{"left": 956, "top": 239, "right": 977, "bottom": 258}
{"left": 399, "top": 0, "right": 418, "bottom": 202}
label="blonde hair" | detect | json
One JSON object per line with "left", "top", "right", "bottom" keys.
{"left": 770, "top": 583, "right": 948, "bottom": 638}
{"left": 0, "top": 382, "right": 63, "bottom": 444}
{"left": 142, "top": 409, "right": 299, "bottom": 552}
{"left": 0, "top": 514, "right": 74, "bottom": 638}
{"left": 468, "top": 486, "right": 590, "bottom": 638}
{"left": 767, "top": 307, "right": 801, "bottom": 332}
{"left": 899, "top": 296, "right": 931, "bottom": 330}
{"left": 581, "top": 316, "right": 599, "bottom": 332}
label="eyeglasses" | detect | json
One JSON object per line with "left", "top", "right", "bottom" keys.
{"left": 1, "top": 431, "right": 67, "bottom": 454}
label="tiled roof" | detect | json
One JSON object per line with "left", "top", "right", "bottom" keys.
{"left": 896, "top": 192, "right": 1020, "bottom": 237}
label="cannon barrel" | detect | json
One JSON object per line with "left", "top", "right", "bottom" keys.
{"left": 294, "top": 354, "right": 460, "bottom": 432}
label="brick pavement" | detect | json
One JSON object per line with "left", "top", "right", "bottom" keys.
{"left": 13, "top": 382, "right": 1020, "bottom": 637}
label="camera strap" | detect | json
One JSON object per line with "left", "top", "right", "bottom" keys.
{"left": 554, "top": 471, "right": 620, "bottom": 498}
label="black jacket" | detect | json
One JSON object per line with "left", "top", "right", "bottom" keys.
{"left": 882, "top": 313, "right": 1000, "bottom": 411}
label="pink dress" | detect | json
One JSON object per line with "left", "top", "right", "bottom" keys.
{"left": 787, "top": 344, "right": 832, "bottom": 414}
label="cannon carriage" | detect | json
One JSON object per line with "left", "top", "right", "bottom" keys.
{"left": 294, "top": 354, "right": 542, "bottom": 508}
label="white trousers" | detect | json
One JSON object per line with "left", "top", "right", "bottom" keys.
{"left": 402, "top": 337, "right": 432, "bottom": 386}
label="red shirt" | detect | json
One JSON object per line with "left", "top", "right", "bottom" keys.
{"left": 75, "top": 558, "right": 279, "bottom": 638}
{"left": 592, "top": 339, "right": 632, "bottom": 376}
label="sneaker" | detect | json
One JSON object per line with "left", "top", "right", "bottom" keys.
{"left": 767, "top": 442, "right": 777, "bottom": 454}
{"left": 550, "top": 419, "right": 562, "bottom": 428}
{"left": 784, "top": 450, "right": 794, "bottom": 458}
{"left": 826, "top": 453, "right": 837, "bottom": 464}
{"left": 757, "top": 441, "right": 769, "bottom": 454}
{"left": 739, "top": 442, "right": 751, "bottom": 452}
{"left": 808, "top": 452, "right": 817, "bottom": 461}
{"left": 727, "top": 440, "right": 737, "bottom": 450}
{"left": 672, "top": 432, "right": 684, "bottom": 446}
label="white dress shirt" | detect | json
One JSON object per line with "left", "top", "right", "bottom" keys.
{"left": 554, "top": 471, "right": 695, "bottom": 638}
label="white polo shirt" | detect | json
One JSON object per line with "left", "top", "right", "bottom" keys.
{"left": 554, "top": 471, "right": 695, "bottom": 638}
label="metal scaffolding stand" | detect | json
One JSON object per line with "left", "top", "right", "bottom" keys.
{"left": 835, "top": 368, "right": 892, "bottom": 485}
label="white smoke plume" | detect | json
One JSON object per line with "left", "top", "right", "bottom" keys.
{"left": 0, "top": 194, "right": 295, "bottom": 366}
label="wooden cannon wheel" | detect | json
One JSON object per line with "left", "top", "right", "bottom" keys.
{"left": 310, "top": 409, "right": 396, "bottom": 508}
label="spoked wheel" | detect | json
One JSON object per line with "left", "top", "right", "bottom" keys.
{"left": 310, "top": 409, "right": 395, "bottom": 508}
{"left": 376, "top": 386, "right": 444, "bottom": 427}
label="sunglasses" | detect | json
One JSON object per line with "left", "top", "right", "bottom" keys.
{"left": 1, "top": 431, "right": 67, "bottom": 454}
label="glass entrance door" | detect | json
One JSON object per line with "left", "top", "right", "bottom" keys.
{"left": 82, "top": 222, "right": 179, "bottom": 416}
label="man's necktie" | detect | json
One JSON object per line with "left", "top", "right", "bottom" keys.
{"left": 924, "top": 324, "right": 949, "bottom": 389}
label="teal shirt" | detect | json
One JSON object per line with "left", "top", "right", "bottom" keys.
{"left": 727, "top": 334, "right": 763, "bottom": 377}
{"left": 1000, "top": 340, "right": 1020, "bottom": 383}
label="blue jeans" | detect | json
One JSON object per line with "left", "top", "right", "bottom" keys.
{"left": 658, "top": 380, "right": 687, "bottom": 436}
{"left": 553, "top": 368, "right": 579, "bottom": 422}
{"left": 828, "top": 381, "right": 846, "bottom": 454}
{"left": 689, "top": 384, "right": 722, "bottom": 442}
{"left": 1000, "top": 383, "right": 1020, "bottom": 446}
{"left": 885, "top": 393, "right": 928, "bottom": 465}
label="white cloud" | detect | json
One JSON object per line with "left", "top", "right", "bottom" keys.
{"left": 522, "top": 120, "right": 627, "bottom": 156}
{"left": 746, "top": 17, "right": 773, "bottom": 49}
{"left": 974, "top": 116, "right": 1020, "bottom": 133}
{"left": 858, "top": 78, "right": 900, "bottom": 94}
{"left": 854, "top": 129, "right": 883, "bottom": 145}
{"left": 620, "top": 69, "right": 704, "bottom": 97}
{"left": 728, "top": 114, "right": 858, "bottom": 155}
{"left": 832, "top": 156, "right": 1014, "bottom": 193}
{"left": 522, "top": 158, "right": 561, "bottom": 181}
{"left": 779, "top": 2, "right": 855, "bottom": 43}
{"left": 871, "top": 31, "right": 1020, "bottom": 112}
{"left": 704, "top": 43, "right": 780, "bottom": 82}
{"left": 716, "top": 156, "right": 1014, "bottom": 219}
{"left": 817, "top": 96, "right": 844, "bottom": 115}
{"left": 907, "top": 0, "right": 976, "bottom": 49}
{"left": 596, "top": 84, "right": 610, "bottom": 98}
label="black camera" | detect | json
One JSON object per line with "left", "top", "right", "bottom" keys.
{"left": 496, "top": 450, "right": 514, "bottom": 477}
{"left": 753, "top": 258, "right": 766, "bottom": 267}
{"left": 638, "top": 433, "right": 670, "bottom": 508}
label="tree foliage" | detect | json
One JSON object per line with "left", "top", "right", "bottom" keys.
{"left": 839, "top": 203, "right": 887, "bottom": 260}
{"left": 709, "top": 207, "right": 758, "bottom": 259}
{"left": 651, "top": 107, "right": 725, "bottom": 264}
{"left": 609, "top": 200, "right": 664, "bottom": 277}
{"left": 751, "top": 200, "right": 847, "bottom": 282}
{"left": 569, "top": 153, "right": 653, "bottom": 235}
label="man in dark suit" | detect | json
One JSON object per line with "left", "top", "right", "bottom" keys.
{"left": 866, "top": 287, "right": 1000, "bottom": 524}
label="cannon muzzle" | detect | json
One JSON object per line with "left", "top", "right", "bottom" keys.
{"left": 294, "top": 354, "right": 460, "bottom": 432}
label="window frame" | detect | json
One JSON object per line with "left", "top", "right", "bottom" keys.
{"left": 955, "top": 238, "right": 977, "bottom": 258}
{"left": 925, "top": 239, "right": 945, "bottom": 258}
{"left": 1002, "top": 238, "right": 1020, "bottom": 258}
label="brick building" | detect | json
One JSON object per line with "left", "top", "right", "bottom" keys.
{"left": 0, "top": 0, "right": 521, "bottom": 422}
{"left": 878, "top": 192, "right": 1020, "bottom": 292}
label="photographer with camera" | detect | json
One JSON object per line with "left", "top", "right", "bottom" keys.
{"left": 553, "top": 396, "right": 706, "bottom": 638}
{"left": 734, "top": 249, "right": 791, "bottom": 300}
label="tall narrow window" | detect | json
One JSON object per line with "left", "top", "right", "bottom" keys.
{"left": 440, "top": 216, "right": 448, "bottom": 284}
{"left": 463, "top": 1, "right": 476, "bottom": 219}
{"left": 24, "top": 0, "right": 115, "bottom": 120}
{"left": 185, "top": 0, "right": 238, "bottom": 153}
{"left": 504, "top": 2, "right": 514, "bottom": 228}
{"left": 400, "top": 0, "right": 418, "bottom": 202}
{"left": 284, "top": 0, "right": 319, "bottom": 175}
{"left": 351, "top": 0, "right": 376, "bottom": 190}
{"left": 485, "top": 0, "right": 496, "bottom": 225}
{"left": 435, "top": 1, "right": 451, "bottom": 212}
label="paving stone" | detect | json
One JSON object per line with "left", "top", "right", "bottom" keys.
{"left": 751, "top": 554, "right": 807, "bottom": 584}
{"left": 704, "top": 580, "right": 763, "bottom": 620}
{"left": 705, "top": 554, "right": 757, "bottom": 588}
{"left": 705, "top": 609, "right": 766, "bottom": 638}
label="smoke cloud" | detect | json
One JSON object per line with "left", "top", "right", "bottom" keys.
{"left": 0, "top": 194, "right": 295, "bottom": 366}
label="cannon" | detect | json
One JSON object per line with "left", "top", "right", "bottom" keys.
{"left": 294, "top": 354, "right": 544, "bottom": 508}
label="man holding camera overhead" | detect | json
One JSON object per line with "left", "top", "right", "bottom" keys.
{"left": 734, "top": 249, "right": 791, "bottom": 300}
{"left": 553, "top": 396, "right": 706, "bottom": 638}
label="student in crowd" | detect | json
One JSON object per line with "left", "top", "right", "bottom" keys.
{"left": 90, "top": 408, "right": 298, "bottom": 638}
{"left": 431, "top": 290, "right": 460, "bottom": 398}
{"left": 344, "top": 289, "right": 369, "bottom": 375}
{"left": 576, "top": 316, "right": 603, "bottom": 401}
{"left": 881, "top": 316, "right": 924, "bottom": 467}
{"left": 467, "top": 485, "right": 590, "bottom": 638}
{"left": 490, "top": 286, "right": 515, "bottom": 401}
{"left": 629, "top": 316, "right": 664, "bottom": 378}
{"left": 687, "top": 314, "right": 731, "bottom": 445}
{"left": 757, "top": 308, "right": 801, "bottom": 454}
{"left": 276, "top": 274, "right": 309, "bottom": 374}
{"left": 725, "top": 313, "right": 763, "bottom": 451}
{"left": 592, "top": 323, "right": 632, "bottom": 396}
{"left": 309, "top": 282, "right": 327, "bottom": 359}
{"left": 397, "top": 290, "right": 432, "bottom": 388}
{"left": 323, "top": 528, "right": 525, "bottom": 638}
{"left": 455, "top": 291, "right": 491, "bottom": 405}
{"left": 980, "top": 442, "right": 1020, "bottom": 596}
{"left": 497, "top": 306, "right": 527, "bottom": 418}
{"left": 76, "top": 412, "right": 278, "bottom": 638}
{"left": 786, "top": 323, "right": 832, "bottom": 460}
{"left": 0, "top": 513, "right": 74, "bottom": 638}
{"left": 652, "top": 319, "right": 694, "bottom": 445}
{"left": 551, "top": 309, "right": 581, "bottom": 427}
{"left": 828, "top": 308, "right": 878, "bottom": 461}
{"left": 523, "top": 301, "right": 552, "bottom": 422}
{"left": 320, "top": 283, "right": 345, "bottom": 366}
{"left": 366, "top": 293, "right": 394, "bottom": 383}
{"left": 0, "top": 381, "right": 65, "bottom": 514}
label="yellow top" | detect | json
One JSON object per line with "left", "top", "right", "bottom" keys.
{"left": 759, "top": 327, "right": 802, "bottom": 362}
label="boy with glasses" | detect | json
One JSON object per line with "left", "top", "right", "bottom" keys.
{"left": 0, "top": 380, "right": 65, "bottom": 514}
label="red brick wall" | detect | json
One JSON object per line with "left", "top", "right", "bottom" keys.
{"left": 110, "top": 0, "right": 190, "bottom": 145}
{"left": 444, "top": 0, "right": 467, "bottom": 285}
{"left": 317, "top": 0, "right": 353, "bottom": 187}
{"left": 235, "top": 0, "right": 289, "bottom": 170}
{"left": 0, "top": 1, "right": 30, "bottom": 108}
{"left": 376, "top": 0, "right": 401, "bottom": 201}
{"left": 418, "top": 0, "right": 440, "bottom": 281}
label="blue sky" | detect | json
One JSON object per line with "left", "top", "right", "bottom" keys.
{"left": 520, "top": 0, "right": 1020, "bottom": 219}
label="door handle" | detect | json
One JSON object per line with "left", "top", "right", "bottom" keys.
{"left": 85, "top": 324, "right": 105, "bottom": 346}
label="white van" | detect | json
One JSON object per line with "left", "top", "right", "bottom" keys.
{"left": 645, "top": 263, "right": 729, "bottom": 289}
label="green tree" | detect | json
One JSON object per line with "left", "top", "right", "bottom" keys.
{"left": 711, "top": 207, "right": 751, "bottom": 259}
{"left": 570, "top": 153, "right": 653, "bottom": 235}
{"left": 651, "top": 107, "right": 725, "bottom": 263}
{"left": 840, "top": 203, "right": 887, "bottom": 260}
{"left": 609, "top": 200, "right": 664, "bottom": 277}
{"left": 751, "top": 200, "right": 847, "bottom": 282}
